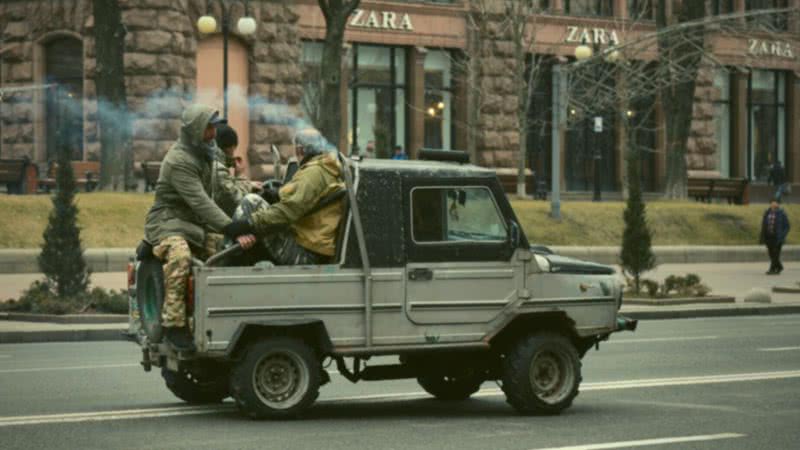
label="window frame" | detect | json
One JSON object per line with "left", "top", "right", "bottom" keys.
{"left": 565, "top": 0, "right": 614, "bottom": 17}
{"left": 409, "top": 185, "right": 509, "bottom": 246}
{"left": 746, "top": 69, "right": 787, "bottom": 182}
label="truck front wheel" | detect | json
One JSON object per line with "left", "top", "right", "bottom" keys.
{"left": 501, "top": 332, "right": 581, "bottom": 415}
{"left": 417, "top": 374, "right": 483, "bottom": 401}
{"left": 230, "top": 337, "right": 321, "bottom": 420}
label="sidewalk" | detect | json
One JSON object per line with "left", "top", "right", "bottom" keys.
{"left": 2, "top": 261, "right": 799, "bottom": 344}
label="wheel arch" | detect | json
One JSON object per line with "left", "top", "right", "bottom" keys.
{"left": 225, "top": 319, "right": 333, "bottom": 360}
{"left": 488, "top": 312, "right": 591, "bottom": 355}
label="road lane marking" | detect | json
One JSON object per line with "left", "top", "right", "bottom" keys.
{"left": 0, "top": 355, "right": 11, "bottom": 359}
{"left": 528, "top": 433, "right": 745, "bottom": 450}
{"left": 0, "top": 363, "right": 138, "bottom": 374}
{"left": 606, "top": 336, "right": 718, "bottom": 344}
{"left": 1, "top": 370, "right": 799, "bottom": 427}
{"left": 759, "top": 346, "right": 800, "bottom": 352}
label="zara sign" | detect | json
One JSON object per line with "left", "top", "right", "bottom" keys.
{"left": 349, "top": 9, "right": 414, "bottom": 31}
{"left": 564, "top": 26, "right": 621, "bottom": 46}
{"left": 748, "top": 38, "right": 795, "bottom": 59}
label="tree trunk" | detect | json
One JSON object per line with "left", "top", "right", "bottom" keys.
{"left": 656, "top": 0, "right": 705, "bottom": 200}
{"left": 92, "top": 0, "right": 131, "bottom": 191}
{"left": 317, "top": 0, "right": 360, "bottom": 150}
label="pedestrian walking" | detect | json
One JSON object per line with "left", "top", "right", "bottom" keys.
{"left": 768, "top": 160, "right": 789, "bottom": 202}
{"left": 760, "top": 199, "right": 790, "bottom": 275}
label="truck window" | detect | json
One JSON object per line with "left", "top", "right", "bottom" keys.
{"left": 411, "top": 187, "right": 507, "bottom": 243}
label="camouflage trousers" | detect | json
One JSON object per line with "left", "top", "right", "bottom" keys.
{"left": 152, "top": 233, "right": 224, "bottom": 328}
{"left": 234, "top": 194, "right": 327, "bottom": 265}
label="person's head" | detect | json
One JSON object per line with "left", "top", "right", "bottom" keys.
{"left": 394, "top": 145, "right": 403, "bottom": 155}
{"left": 233, "top": 155, "right": 246, "bottom": 176}
{"left": 182, "top": 104, "right": 226, "bottom": 146}
{"left": 215, "top": 124, "right": 238, "bottom": 156}
{"left": 293, "top": 127, "right": 325, "bottom": 163}
{"left": 202, "top": 111, "right": 225, "bottom": 143}
{"left": 770, "top": 199, "right": 780, "bottom": 210}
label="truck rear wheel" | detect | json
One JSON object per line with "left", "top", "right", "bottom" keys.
{"left": 501, "top": 332, "right": 581, "bottom": 415}
{"left": 417, "top": 374, "right": 483, "bottom": 401}
{"left": 162, "top": 367, "right": 229, "bottom": 404}
{"left": 230, "top": 337, "right": 321, "bottom": 420}
{"left": 136, "top": 258, "right": 164, "bottom": 343}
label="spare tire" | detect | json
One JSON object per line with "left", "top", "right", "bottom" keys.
{"left": 136, "top": 257, "right": 165, "bottom": 343}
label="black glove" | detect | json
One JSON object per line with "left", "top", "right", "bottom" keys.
{"left": 223, "top": 220, "right": 253, "bottom": 239}
{"left": 261, "top": 186, "right": 280, "bottom": 205}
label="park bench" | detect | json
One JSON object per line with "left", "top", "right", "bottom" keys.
{"left": 39, "top": 161, "right": 100, "bottom": 192}
{"left": 687, "top": 177, "right": 749, "bottom": 205}
{"left": 142, "top": 161, "right": 162, "bottom": 192}
{"left": 0, "top": 158, "right": 39, "bottom": 194}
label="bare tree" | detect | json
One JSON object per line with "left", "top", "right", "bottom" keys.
{"left": 92, "top": 0, "right": 131, "bottom": 190}
{"left": 317, "top": 0, "right": 360, "bottom": 148}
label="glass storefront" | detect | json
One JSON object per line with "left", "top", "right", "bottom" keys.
{"left": 45, "top": 38, "right": 84, "bottom": 161}
{"left": 748, "top": 70, "right": 786, "bottom": 182}
{"left": 423, "top": 50, "right": 453, "bottom": 150}
{"left": 349, "top": 45, "right": 407, "bottom": 158}
{"left": 526, "top": 56, "right": 553, "bottom": 189}
{"left": 713, "top": 69, "right": 732, "bottom": 177}
{"left": 565, "top": 0, "right": 613, "bottom": 16}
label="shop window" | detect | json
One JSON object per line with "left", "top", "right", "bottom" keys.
{"left": 748, "top": 70, "right": 786, "bottom": 182}
{"left": 300, "top": 41, "right": 324, "bottom": 126}
{"left": 44, "top": 37, "right": 83, "bottom": 161}
{"left": 526, "top": 55, "right": 553, "bottom": 189}
{"left": 713, "top": 69, "right": 732, "bottom": 177}
{"left": 746, "top": 0, "right": 789, "bottom": 30}
{"left": 423, "top": 50, "right": 453, "bottom": 150}
{"left": 565, "top": 0, "right": 613, "bottom": 16}
{"left": 627, "top": 0, "right": 654, "bottom": 20}
{"left": 411, "top": 187, "right": 506, "bottom": 243}
{"left": 349, "top": 45, "right": 407, "bottom": 159}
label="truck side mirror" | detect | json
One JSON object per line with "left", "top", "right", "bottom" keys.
{"left": 509, "top": 220, "right": 520, "bottom": 248}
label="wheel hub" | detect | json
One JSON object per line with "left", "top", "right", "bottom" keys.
{"left": 255, "top": 354, "right": 302, "bottom": 405}
{"left": 529, "top": 351, "right": 570, "bottom": 403}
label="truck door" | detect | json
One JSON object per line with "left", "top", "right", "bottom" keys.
{"left": 404, "top": 185, "right": 522, "bottom": 325}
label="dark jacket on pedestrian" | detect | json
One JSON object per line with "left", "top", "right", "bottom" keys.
{"left": 768, "top": 163, "right": 786, "bottom": 187}
{"left": 760, "top": 206, "right": 790, "bottom": 244}
{"left": 144, "top": 104, "right": 232, "bottom": 248}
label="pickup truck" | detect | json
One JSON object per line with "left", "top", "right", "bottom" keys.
{"left": 128, "top": 149, "right": 636, "bottom": 419}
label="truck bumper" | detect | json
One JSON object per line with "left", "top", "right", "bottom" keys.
{"left": 616, "top": 315, "right": 638, "bottom": 332}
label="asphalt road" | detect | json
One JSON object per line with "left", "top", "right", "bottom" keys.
{"left": 1, "top": 315, "right": 799, "bottom": 450}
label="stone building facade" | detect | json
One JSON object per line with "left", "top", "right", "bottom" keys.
{"left": 2, "top": 0, "right": 800, "bottom": 199}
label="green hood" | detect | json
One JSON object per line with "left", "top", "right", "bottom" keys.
{"left": 180, "top": 104, "right": 217, "bottom": 156}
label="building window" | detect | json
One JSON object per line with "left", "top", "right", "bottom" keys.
{"left": 45, "top": 37, "right": 83, "bottom": 161}
{"left": 526, "top": 55, "right": 553, "bottom": 189}
{"left": 300, "top": 41, "right": 323, "bottom": 126}
{"left": 746, "top": 0, "right": 789, "bottom": 30}
{"left": 349, "top": 45, "right": 407, "bottom": 159}
{"left": 748, "top": 70, "right": 786, "bottom": 182}
{"left": 565, "top": 0, "right": 613, "bottom": 16}
{"left": 423, "top": 50, "right": 453, "bottom": 150}
{"left": 713, "top": 69, "right": 732, "bottom": 177}
{"left": 712, "top": 0, "right": 734, "bottom": 15}
{"left": 627, "top": 0, "right": 654, "bottom": 20}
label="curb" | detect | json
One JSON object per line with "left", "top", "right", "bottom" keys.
{"left": 2, "top": 305, "right": 800, "bottom": 344}
{"left": 0, "top": 328, "right": 126, "bottom": 344}
{"left": 0, "top": 313, "right": 128, "bottom": 324}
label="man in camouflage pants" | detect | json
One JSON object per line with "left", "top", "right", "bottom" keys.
{"left": 144, "top": 104, "right": 254, "bottom": 351}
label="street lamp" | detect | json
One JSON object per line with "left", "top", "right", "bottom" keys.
{"left": 574, "top": 39, "right": 619, "bottom": 202}
{"left": 197, "top": 0, "right": 257, "bottom": 119}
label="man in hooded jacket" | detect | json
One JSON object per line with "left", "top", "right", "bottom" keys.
{"left": 144, "top": 104, "right": 253, "bottom": 351}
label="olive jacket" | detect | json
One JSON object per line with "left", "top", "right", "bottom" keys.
{"left": 144, "top": 105, "right": 232, "bottom": 248}
{"left": 251, "top": 152, "right": 345, "bottom": 256}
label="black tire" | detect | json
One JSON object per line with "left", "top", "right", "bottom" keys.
{"left": 230, "top": 337, "right": 321, "bottom": 420}
{"left": 162, "top": 367, "right": 229, "bottom": 404}
{"left": 501, "top": 332, "right": 581, "bottom": 415}
{"left": 136, "top": 258, "right": 165, "bottom": 343}
{"left": 417, "top": 374, "right": 483, "bottom": 401}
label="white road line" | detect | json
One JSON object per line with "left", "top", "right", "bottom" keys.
{"left": 0, "top": 355, "right": 11, "bottom": 358}
{"left": 528, "top": 433, "right": 745, "bottom": 450}
{"left": 606, "top": 336, "right": 718, "bottom": 344}
{"left": 1, "top": 370, "right": 799, "bottom": 427}
{"left": 0, "top": 363, "right": 138, "bottom": 374}
{"left": 759, "top": 346, "right": 800, "bottom": 352}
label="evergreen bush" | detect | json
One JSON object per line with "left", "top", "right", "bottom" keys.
{"left": 620, "top": 147, "right": 656, "bottom": 294}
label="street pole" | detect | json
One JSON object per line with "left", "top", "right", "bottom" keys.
{"left": 222, "top": 2, "right": 229, "bottom": 120}
{"left": 550, "top": 65, "right": 563, "bottom": 220}
{"left": 592, "top": 43, "right": 602, "bottom": 202}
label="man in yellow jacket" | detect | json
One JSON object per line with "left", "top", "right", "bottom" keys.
{"left": 235, "top": 128, "right": 345, "bottom": 265}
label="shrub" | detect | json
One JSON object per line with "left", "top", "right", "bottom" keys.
{"left": 641, "top": 279, "right": 659, "bottom": 298}
{"left": 1, "top": 280, "right": 127, "bottom": 315}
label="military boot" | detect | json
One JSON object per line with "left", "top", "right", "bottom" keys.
{"left": 163, "top": 327, "right": 196, "bottom": 352}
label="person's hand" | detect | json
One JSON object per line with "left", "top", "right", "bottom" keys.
{"left": 236, "top": 234, "right": 257, "bottom": 250}
{"left": 249, "top": 180, "right": 263, "bottom": 192}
